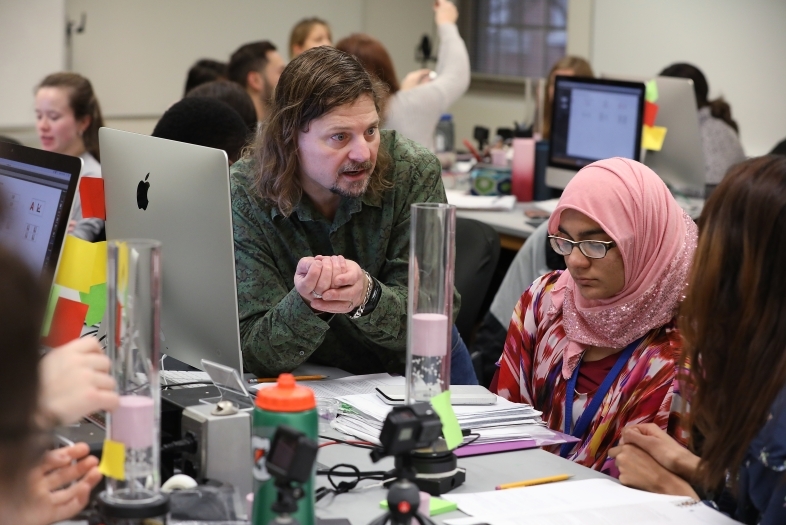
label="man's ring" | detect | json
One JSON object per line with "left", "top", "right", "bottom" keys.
{"left": 311, "top": 291, "right": 323, "bottom": 299}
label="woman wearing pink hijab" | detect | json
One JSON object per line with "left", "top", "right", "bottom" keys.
{"left": 495, "top": 157, "right": 698, "bottom": 471}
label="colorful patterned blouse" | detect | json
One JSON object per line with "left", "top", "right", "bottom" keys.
{"left": 495, "top": 270, "right": 687, "bottom": 471}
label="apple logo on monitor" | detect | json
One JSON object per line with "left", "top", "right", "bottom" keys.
{"left": 137, "top": 173, "right": 150, "bottom": 210}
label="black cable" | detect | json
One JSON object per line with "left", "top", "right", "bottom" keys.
{"left": 318, "top": 435, "right": 380, "bottom": 451}
{"left": 457, "top": 433, "right": 481, "bottom": 448}
{"left": 315, "top": 463, "right": 389, "bottom": 502}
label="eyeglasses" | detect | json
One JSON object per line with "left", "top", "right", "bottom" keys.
{"left": 548, "top": 235, "right": 617, "bottom": 259}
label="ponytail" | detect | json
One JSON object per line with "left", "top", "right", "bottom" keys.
{"left": 707, "top": 97, "right": 739, "bottom": 135}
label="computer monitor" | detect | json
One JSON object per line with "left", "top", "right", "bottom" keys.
{"left": 0, "top": 141, "right": 80, "bottom": 284}
{"left": 546, "top": 76, "right": 645, "bottom": 189}
{"left": 642, "top": 76, "right": 706, "bottom": 197}
{"left": 100, "top": 128, "right": 243, "bottom": 373}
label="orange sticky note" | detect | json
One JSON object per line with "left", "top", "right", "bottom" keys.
{"left": 643, "top": 101, "right": 659, "bottom": 127}
{"left": 42, "top": 297, "right": 89, "bottom": 347}
{"left": 642, "top": 125, "right": 667, "bottom": 151}
{"left": 55, "top": 235, "right": 97, "bottom": 293}
{"left": 98, "top": 439, "right": 126, "bottom": 480}
{"left": 80, "top": 177, "right": 106, "bottom": 220}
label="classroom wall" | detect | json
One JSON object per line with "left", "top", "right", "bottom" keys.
{"left": 0, "top": 0, "right": 65, "bottom": 130}
{"left": 591, "top": 0, "right": 786, "bottom": 156}
{"left": 0, "top": 0, "right": 434, "bottom": 144}
{"left": 451, "top": 0, "right": 786, "bottom": 157}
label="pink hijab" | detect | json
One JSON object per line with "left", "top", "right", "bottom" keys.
{"left": 546, "top": 158, "right": 698, "bottom": 379}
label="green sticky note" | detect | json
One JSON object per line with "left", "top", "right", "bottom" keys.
{"left": 430, "top": 390, "right": 463, "bottom": 450}
{"left": 80, "top": 282, "right": 107, "bottom": 326}
{"left": 645, "top": 79, "right": 659, "bottom": 103}
{"left": 41, "top": 285, "right": 62, "bottom": 337}
{"left": 380, "top": 497, "right": 458, "bottom": 516}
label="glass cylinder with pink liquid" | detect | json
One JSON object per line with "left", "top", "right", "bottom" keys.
{"left": 406, "top": 203, "right": 456, "bottom": 403}
{"left": 102, "top": 240, "right": 166, "bottom": 509}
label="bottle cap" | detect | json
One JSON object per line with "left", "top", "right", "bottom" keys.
{"left": 440, "top": 114, "right": 453, "bottom": 121}
{"left": 255, "top": 373, "right": 316, "bottom": 412}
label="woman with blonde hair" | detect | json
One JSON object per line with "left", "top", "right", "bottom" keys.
{"left": 289, "top": 17, "right": 332, "bottom": 59}
{"left": 541, "top": 56, "right": 594, "bottom": 139}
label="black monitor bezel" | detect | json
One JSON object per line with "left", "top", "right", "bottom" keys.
{"left": 547, "top": 75, "right": 646, "bottom": 171}
{"left": 0, "top": 140, "right": 82, "bottom": 280}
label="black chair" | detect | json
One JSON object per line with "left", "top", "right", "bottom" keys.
{"left": 453, "top": 217, "right": 501, "bottom": 350}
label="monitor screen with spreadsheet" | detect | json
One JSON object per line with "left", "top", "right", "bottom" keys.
{"left": 546, "top": 76, "right": 645, "bottom": 189}
{"left": 0, "top": 141, "right": 81, "bottom": 281}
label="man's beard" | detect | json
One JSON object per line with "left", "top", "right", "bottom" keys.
{"left": 330, "top": 160, "right": 374, "bottom": 198}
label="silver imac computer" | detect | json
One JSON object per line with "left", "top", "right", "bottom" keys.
{"left": 643, "top": 76, "right": 706, "bottom": 198}
{"left": 100, "top": 128, "right": 244, "bottom": 373}
{"left": 546, "top": 76, "right": 645, "bottom": 189}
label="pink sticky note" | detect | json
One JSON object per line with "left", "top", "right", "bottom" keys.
{"left": 112, "top": 395, "right": 155, "bottom": 449}
{"left": 411, "top": 313, "right": 449, "bottom": 356}
{"left": 42, "top": 297, "right": 89, "bottom": 347}
{"left": 643, "top": 101, "right": 659, "bottom": 128}
{"left": 80, "top": 177, "right": 106, "bottom": 220}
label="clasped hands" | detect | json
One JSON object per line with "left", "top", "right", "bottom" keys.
{"left": 608, "top": 423, "right": 701, "bottom": 499}
{"left": 294, "top": 255, "right": 368, "bottom": 314}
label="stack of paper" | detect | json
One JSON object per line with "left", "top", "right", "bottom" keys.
{"left": 441, "top": 479, "right": 741, "bottom": 525}
{"left": 332, "top": 392, "right": 553, "bottom": 446}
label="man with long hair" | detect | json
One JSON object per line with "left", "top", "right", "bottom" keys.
{"left": 231, "top": 46, "right": 472, "bottom": 380}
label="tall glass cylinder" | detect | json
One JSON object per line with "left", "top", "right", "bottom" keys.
{"left": 104, "top": 240, "right": 163, "bottom": 504}
{"left": 406, "top": 203, "right": 456, "bottom": 403}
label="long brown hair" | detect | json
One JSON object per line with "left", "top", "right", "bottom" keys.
{"left": 249, "top": 46, "right": 392, "bottom": 217}
{"left": 335, "top": 33, "right": 400, "bottom": 95}
{"left": 542, "top": 56, "right": 594, "bottom": 139}
{"left": 680, "top": 155, "right": 786, "bottom": 491}
{"left": 37, "top": 72, "right": 105, "bottom": 161}
{"left": 0, "top": 239, "right": 47, "bottom": 496}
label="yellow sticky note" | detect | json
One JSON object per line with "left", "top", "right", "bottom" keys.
{"left": 98, "top": 439, "right": 126, "bottom": 480}
{"left": 430, "top": 390, "right": 463, "bottom": 450}
{"left": 55, "top": 235, "right": 97, "bottom": 293}
{"left": 90, "top": 241, "right": 107, "bottom": 286}
{"left": 642, "top": 125, "right": 667, "bottom": 151}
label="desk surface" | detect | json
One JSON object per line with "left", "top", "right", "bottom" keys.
{"left": 315, "top": 433, "right": 609, "bottom": 524}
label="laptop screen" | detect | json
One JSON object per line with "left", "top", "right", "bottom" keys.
{"left": 549, "top": 77, "right": 645, "bottom": 170}
{"left": 0, "top": 143, "right": 80, "bottom": 279}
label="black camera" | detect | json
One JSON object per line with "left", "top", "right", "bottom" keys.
{"left": 267, "top": 425, "right": 318, "bottom": 485}
{"left": 370, "top": 403, "right": 442, "bottom": 462}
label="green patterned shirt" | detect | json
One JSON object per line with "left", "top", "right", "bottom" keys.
{"left": 231, "top": 130, "right": 460, "bottom": 377}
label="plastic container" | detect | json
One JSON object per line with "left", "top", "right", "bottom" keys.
{"left": 407, "top": 203, "right": 456, "bottom": 403}
{"left": 251, "top": 374, "right": 317, "bottom": 525}
{"left": 435, "top": 114, "right": 455, "bottom": 153}
{"left": 511, "top": 138, "right": 535, "bottom": 202}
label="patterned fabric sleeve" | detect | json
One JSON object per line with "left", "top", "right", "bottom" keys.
{"left": 496, "top": 271, "right": 562, "bottom": 404}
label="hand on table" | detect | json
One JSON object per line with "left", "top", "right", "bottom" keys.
{"left": 609, "top": 440, "right": 699, "bottom": 499}
{"left": 294, "top": 255, "right": 368, "bottom": 314}
{"left": 39, "top": 337, "right": 119, "bottom": 426}
{"left": 18, "top": 443, "right": 102, "bottom": 525}
{"left": 434, "top": 0, "right": 458, "bottom": 25}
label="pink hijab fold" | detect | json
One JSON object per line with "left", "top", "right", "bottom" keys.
{"left": 546, "top": 158, "right": 698, "bottom": 379}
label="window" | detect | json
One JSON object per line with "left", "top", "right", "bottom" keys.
{"left": 458, "top": 0, "right": 568, "bottom": 80}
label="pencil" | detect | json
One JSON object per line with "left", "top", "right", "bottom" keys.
{"left": 495, "top": 474, "right": 572, "bottom": 490}
{"left": 249, "top": 374, "right": 327, "bottom": 384}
